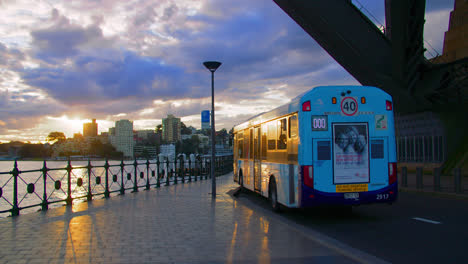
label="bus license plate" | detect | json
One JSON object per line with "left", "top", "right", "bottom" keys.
{"left": 344, "top": 193, "right": 359, "bottom": 199}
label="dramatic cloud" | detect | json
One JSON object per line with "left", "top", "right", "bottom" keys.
{"left": 0, "top": 0, "right": 456, "bottom": 142}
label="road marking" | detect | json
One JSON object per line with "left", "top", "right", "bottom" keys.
{"left": 412, "top": 217, "right": 442, "bottom": 225}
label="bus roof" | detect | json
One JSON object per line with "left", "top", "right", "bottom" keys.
{"left": 233, "top": 85, "right": 388, "bottom": 133}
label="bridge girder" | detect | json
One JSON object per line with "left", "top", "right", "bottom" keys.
{"left": 273, "top": 0, "right": 468, "bottom": 113}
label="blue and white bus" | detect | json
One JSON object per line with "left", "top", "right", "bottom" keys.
{"left": 233, "top": 86, "right": 397, "bottom": 211}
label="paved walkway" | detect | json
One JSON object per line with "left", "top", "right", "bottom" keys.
{"left": 0, "top": 174, "right": 379, "bottom": 264}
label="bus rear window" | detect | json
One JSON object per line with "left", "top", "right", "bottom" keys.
{"left": 317, "top": 141, "right": 331, "bottom": 160}
{"left": 371, "top": 140, "right": 384, "bottom": 159}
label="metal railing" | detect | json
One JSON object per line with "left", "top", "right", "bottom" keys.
{"left": 0, "top": 154, "right": 233, "bottom": 217}
{"left": 396, "top": 135, "right": 446, "bottom": 163}
{"left": 399, "top": 166, "right": 466, "bottom": 194}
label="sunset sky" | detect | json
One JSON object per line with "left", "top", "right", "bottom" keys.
{"left": 0, "top": 0, "right": 455, "bottom": 143}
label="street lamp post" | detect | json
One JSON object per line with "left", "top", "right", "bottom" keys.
{"left": 203, "top": 61, "right": 222, "bottom": 198}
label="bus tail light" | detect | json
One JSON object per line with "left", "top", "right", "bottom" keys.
{"left": 388, "top": 162, "right": 397, "bottom": 185}
{"left": 302, "top": 165, "right": 314, "bottom": 188}
{"left": 302, "top": 101, "right": 311, "bottom": 112}
{"left": 386, "top": 100, "right": 393, "bottom": 111}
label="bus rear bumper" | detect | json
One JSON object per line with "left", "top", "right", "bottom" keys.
{"left": 300, "top": 183, "right": 398, "bottom": 207}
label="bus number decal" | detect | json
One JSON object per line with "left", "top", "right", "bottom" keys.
{"left": 376, "top": 194, "right": 389, "bottom": 200}
{"left": 341, "top": 97, "right": 358, "bottom": 116}
{"left": 311, "top": 116, "right": 328, "bottom": 131}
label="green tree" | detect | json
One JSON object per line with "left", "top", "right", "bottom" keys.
{"left": 46, "top": 132, "right": 66, "bottom": 143}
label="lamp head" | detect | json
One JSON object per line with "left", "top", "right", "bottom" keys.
{"left": 203, "top": 61, "right": 222, "bottom": 72}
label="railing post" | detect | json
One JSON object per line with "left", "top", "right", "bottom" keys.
{"left": 120, "top": 160, "right": 125, "bottom": 195}
{"left": 188, "top": 158, "right": 192, "bottom": 182}
{"left": 146, "top": 159, "right": 150, "bottom": 190}
{"left": 194, "top": 157, "right": 198, "bottom": 182}
{"left": 41, "top": 160, "right": 48, "bottom": 211}
{"left": 165, "top": 158, "right": 170, "bottom": 186}
{"left": 173, "top": 156, "right": 178, "bottom": 185}
{"left": 416, "top": 167, "right": 423, "bottom": 189}
{"left": 156, "top": 158, "right": 161, "bottom": 188}
{"left": 133, "top": 159, "right": 138, "bottom": 193}
{"left": 87, "top": 160, "right": 93, "bottom": 201}
{"left": 401, "top": 167, "right": 407, "bottom": 187}
{"left": 180, "top": 155, "right": 185, "bottom": 183}
{"left": 104, "top": 159, "right": 110, "bottom": 198}
{"left": 454, "top": 168, "right": 462, "bottom": 194}
{"left": 433, "top": 167, "right": 441, "bottom": 192}
{"left": 66, "top": 159, "right": 73, "bottom": 206}
{"left": 11, "top": 160, "right": 20, "bottom": 216}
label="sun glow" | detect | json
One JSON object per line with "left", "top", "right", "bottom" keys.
{"left": 46, "top": 116, "right": 89, "bottom": 138}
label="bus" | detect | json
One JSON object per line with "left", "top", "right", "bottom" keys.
{"left": 233, "top": 86, "right": 397, "bottom": 211}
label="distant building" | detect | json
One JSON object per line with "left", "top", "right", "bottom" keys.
{"left": 162, "top": 114, "right": 181, "bottom": 143}
{"left": 83, "top": 119, "right": 98, "bottom": 137}
{"left": 109, "top": 120, "right": 134, "bottom": 158}
{"left": 134, "top": 145, "right": 157, "bottom": 158}
{"left": 160, "top": 144, "right": 176, "bottom": 157}
{"left": 441, "top": 0, "right": 468, "bottom": 62}
{"left": 201, "top": 110, "right": 210, "bottom": 130}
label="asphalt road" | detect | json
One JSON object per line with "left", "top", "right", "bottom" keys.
{"left": 234, "top": 188, "right": 468, "bottom": 264}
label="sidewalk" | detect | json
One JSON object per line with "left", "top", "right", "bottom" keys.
{"left": 0, "top": 174, "right": 375, "bottom": 264}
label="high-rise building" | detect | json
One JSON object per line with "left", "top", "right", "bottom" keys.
{"left": 83, "top": 119, "right": 98, "bottom": 137}
{"left": 109, "top": 120, "right": 134, "bottom": 158}
{"left": 162, "top": 114, "right": 181, "bottom": 143}
{"left": 441, "top": 0, "right": 468, "bottom": 62}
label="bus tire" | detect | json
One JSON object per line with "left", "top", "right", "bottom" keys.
{"left": 269, "top": 178, "right": 280, "bottom": 212}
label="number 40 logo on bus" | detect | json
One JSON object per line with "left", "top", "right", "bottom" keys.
{"left": 341, "top": 97, "right": 358, "bottom": 116}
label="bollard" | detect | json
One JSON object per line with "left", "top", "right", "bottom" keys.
{"left": 454, "top": 168, "right": 462, "bottom": 194}
{"left": 416, "top": 167, "right": 423, "bottom": 189}
{"left": 41, "top": 161, "right": 49, "bottom": 211}
{"left": 433, "top": 167, "right": 441, "bottom": 192}
{"left": 401, "top": 167, "right": 408, "bottom": 187}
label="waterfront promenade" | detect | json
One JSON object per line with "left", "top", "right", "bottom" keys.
{"left": 0, "top": 173, "right": 385, "bottom": 264}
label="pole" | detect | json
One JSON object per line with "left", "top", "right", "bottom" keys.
{"left": 211, "top": 71, "right": 216, "bottom": 198}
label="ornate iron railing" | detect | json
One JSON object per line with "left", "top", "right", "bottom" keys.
{"left": 0, "top": 154, "right": 233, "bottom": 217}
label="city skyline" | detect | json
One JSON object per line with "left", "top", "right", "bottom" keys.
{"left": 0, "top": 0, "right": 455, "bottom": 143}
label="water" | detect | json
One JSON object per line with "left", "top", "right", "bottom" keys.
{"left": 0, "top": 160, "right": 174, "bottom": 217}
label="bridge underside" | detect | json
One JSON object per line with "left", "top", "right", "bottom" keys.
{"left": 274, "top": 0, "right": 468, "bottom": 113}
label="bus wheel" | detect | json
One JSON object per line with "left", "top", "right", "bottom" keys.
{"left": 269, "top": 178, "right": 280, "bottom": 212}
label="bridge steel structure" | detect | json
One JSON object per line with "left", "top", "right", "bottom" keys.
{"left": 273, "top": 0, "right": 468, "bottom": 169}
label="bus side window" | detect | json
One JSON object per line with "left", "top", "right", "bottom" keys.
{"left": 277, "top": 118, "right": 287, "bottom": 150}
{"left": 289, "top": 115, "right": 298, "bottom": 138}
{"left": 238, "top": 133, "right": 244, "bottom": 158}
{"left": 244, "top": 129, "right": 250, "bottom": 159}
{"left": 267, "top": 121, "right": 276, "bottom": 150}
{"left": 261, "top": 124, "right": 267, "bottom": 159}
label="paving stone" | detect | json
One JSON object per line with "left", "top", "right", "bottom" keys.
{"left": 0, "top": 174, "right": 361, "bottom": 263}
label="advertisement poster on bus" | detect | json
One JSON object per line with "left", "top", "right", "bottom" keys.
{"left": 332, "top": 123, "right": 369, "bottom": 184}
